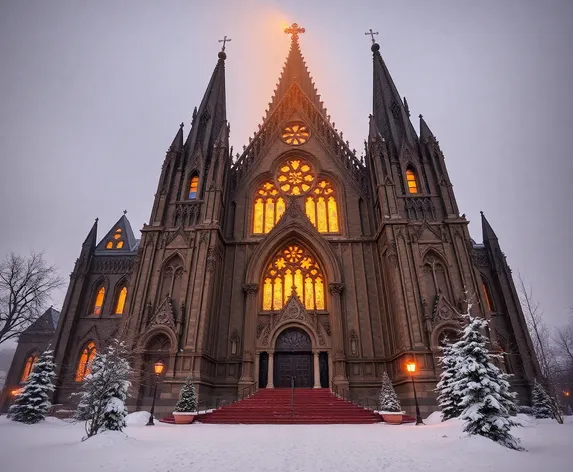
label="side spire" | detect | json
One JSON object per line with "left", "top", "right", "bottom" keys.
{"left": 419, "top": 114, "right": 434, "bottom": 141}
{"left": 184, "top": 44, "right": 228, "bottom": 156}
{"left": 169, "top": 122, "right": 184, "bottom": 152}
{"left": 82, "top": 218, "right": 98, "bottom": 248}
{"left": 480, "top": 211, "right": 499, "bottom": 241}
{"left": 370, "top": 37, "right": 418, "bottom": 155}
{"left": 265, "top": 23, "right": 326, "bottom": 120}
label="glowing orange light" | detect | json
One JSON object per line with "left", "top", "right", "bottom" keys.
{"left": 406, "top": 362, "right": 416, "bottom": 374}
{"left": 11, "top": 387, "right": 24, "bottom": 396}
{"left": 154, "top": 360, "right": 165, "bottom": 376}
{"left": 564, "top": 391, "right": 571, "bottom": 397}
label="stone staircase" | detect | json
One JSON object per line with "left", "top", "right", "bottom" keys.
{"left": 192, "top": 388, "right": 383, "bottom": 424}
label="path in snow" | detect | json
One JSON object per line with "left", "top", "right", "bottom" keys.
{"left": 0, "top": 414, "right": 572, "bottom": 472}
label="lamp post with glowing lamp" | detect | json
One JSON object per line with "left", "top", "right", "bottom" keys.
{"left": 146, "top": 360, "right": 165, "bottom": 426}
{"left": 406, "top": 361, "right": 424, "bottom": 425}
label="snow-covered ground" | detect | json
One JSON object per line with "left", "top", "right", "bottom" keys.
{"left": 0, "top": 412, "right": 572, "bottom": 472}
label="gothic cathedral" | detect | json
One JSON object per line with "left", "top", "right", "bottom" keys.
{"left": 3, "top": 26, "right": 540, "bottom": 416}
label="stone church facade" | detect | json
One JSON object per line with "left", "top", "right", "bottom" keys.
{"left": 2, "top": 27, "right": 540, "bottom": 416}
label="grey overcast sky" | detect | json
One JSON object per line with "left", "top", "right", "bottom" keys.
{"left": 0, "top": 0, "right": 572, "bottom": 332}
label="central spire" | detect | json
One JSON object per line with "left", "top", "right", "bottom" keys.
{"left": 264, "top": 23, "right": 326, "bottom": 121}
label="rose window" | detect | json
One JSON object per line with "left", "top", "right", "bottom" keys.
{"left": 281, "top": 122, "right": 310, "bottom": 145}
{"left": 277, "top": 158, "right": 315, "bottom": 195}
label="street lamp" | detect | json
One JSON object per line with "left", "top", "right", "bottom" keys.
{"left": 406, "top": 361, "right": 424, "bottom": 425}
{"left": 146, "top": 359, "right": 165, "bottom": 426}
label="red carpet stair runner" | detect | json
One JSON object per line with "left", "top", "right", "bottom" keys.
{"left": 160, "top": 388, "right": 415, "bottom": 424}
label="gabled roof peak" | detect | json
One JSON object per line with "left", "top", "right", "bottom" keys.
{"left": 95, "top": 214, "right": 138, "bottom": 254}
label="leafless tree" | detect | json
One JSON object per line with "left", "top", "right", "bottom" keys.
{"left": 554, "top": 317, "right": 573, "bottom": 365}
{"left": 0, "top": 252, "right": 64, "bottom": 346}
{"left": 517, "top": 273, "right": 563, "bottom": 422}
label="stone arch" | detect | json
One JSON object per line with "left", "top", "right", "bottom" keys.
{"left": 139, "top": 326, "right": 177, "bottom": 355}
{"left": 140, "top": 331, "right": 173, "bottom": 397}
{"left": 270, "top": 321, "right": 320, "bottom": 351}
{"left": 431, "top": 320, "right": 461, "bottom": 348}
{"left": 274, "top": 326, "right": 313, "bottom": 351}
{"left": 87, "top": 276, "right": 109, "bottom": 316}
{"left": 245, "top": 228, "right": 342, "bottom": 286}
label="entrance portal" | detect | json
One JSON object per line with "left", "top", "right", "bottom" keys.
{"left": 273, "top": 328, "right": 313, "bottom": 388}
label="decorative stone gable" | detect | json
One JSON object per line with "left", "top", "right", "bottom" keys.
{"left": 149, "top": 297, "right": 177, "bottom": 329}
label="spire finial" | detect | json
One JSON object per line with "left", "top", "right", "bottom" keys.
{"left": 218, "top": 35, "right": 231, "bottom": 60}
{"left": 284, "top": 23, "right": 305, "bottom": 42}
{"left": 365, "top": 28, "right": 379, "bottom": 44}
{"left": 123, "top": 209, "right": 127, "bottom": 216}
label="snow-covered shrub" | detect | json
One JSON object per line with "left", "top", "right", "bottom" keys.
{"left": 452, "top": 306, "right": 522, "bottom": 450}
{"left": 174, "top": 374, "right": 197, "bottom": 412}
{"left": 517, "top": 405, "right": 534, "bottom": 416}
{"left": 378, "top": 372, "right": 401, "bottom": 412}
{"left": 10, "top": 349, "right": 56, "bottom": 424}
{"left": 532, "top": 379, "right": 553, "bottom": 419}
{"left": 436, "top": 339, "right": 463, "bottom": 421}
{"left": 74, "top": 341, "right": 131, "bottom": 440}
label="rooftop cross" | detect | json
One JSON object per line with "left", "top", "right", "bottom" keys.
{"left": 218, "top": 35, "right": 232, "bottom": 51}
{"left": 123, "top": 209, "right": 128, "bottom": 215}
{"left": 284, "top": 23, "right": 305, "bottom": 42}
{"left": 365, "top": 28, "right": 379, "bottom": 44}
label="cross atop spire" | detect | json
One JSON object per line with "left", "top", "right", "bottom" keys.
{"left": 218, "top": 35, "right": 231, "bottom": 52}
{"left": 365, "top": 28, "right": 379, "bottom": 44}
{"left": 284, "top": 23, "right": 305, "bottom": 42}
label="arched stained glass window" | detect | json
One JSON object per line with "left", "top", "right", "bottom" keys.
{"left": 253, "top": 181, "right": 285, "bottom": 234}
{"left": 188, "top": 175, "right": 199, "bottom": 199}
{"left": 75, "top": 341, "right": 97, "bottom": 382}
{"left": 262, "top": 245, "right": 325, "bottom": 311}
{"left": 406, "top": 168, "right": 419, "bottom": 194}
{"left": 277, "top": 158, "right": 315, "bottom": 195}
{"left": 20, "top": 354, "right": 38, "bottom": 383}
{"left": 114, "top": 286, "right": 128, "bottom": 315}
{"left": 305, "top": 179, "right": 339, "bottom": 233}
{"left": 93, "top": 286, "right": 105, "bottom": 315}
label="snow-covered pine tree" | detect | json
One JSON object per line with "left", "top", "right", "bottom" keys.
{"left": 452, "top": 306, "right": 522, "bottom": 450}
{"left": 378, "top": 372, "right": 402, "bottom": 412}
{"left": 74, "top": 341, "right": 131, "bottom": 439}
{"left": 10, "top": 349, "right": 56, "bottom": 424}
{"left": 532, "top": 378, "right": 553, "bottom": 419}
{"left": 436, "top": 338, "right": 463, "bottom": 421}
{"left": 174, "top": 374, "right": 198, "bottom": 412}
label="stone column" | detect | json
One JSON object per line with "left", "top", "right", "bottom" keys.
{"left": 328, "top": 283, "right": 349, "bottom": 389}
{"left": 313, "top": 351, "right": 321, "bottom": 388}
{"left": 254, "top": 351, "right": 260, "bottom": 386}
{"left": 239, "top": 283, "right": 258, "bottom": 387}
{"left": 267, "top": 352, "right": 274, "bottom": 388}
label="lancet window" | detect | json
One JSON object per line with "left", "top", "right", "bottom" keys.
{"left": 92, "top": 286, "right": 105, "bottom": 315}
{"left": 21, "top": 354, "right": 38, "bottom": 382}
{"left": 75, "top": 341, "right": 97, "bottom": 382}
{"left": 406, "top": 168, "right": 419, "bottom": 194}
{"left": 262, "top": 245, "right": 325, "bottom": 311}
{"left": 305, "top": 179, "right": 339, "bottom": 233}
{"left": 114, "top": 286, "right": 128, "bottom": 315}
{"left": 253, "top": 181, "right": 285, "bottom": 234}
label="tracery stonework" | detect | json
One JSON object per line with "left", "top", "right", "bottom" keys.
{"left": 3, "top": 26, "right": 539, "bottom": 417}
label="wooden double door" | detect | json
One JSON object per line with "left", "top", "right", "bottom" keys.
{"left": 274, "top": 352, "right": 313, "bottom": 388}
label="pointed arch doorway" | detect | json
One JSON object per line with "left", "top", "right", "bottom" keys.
{"left": 274, "top": 327, "right": 313, "bottom": 388}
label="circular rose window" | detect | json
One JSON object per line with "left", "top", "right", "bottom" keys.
{"left": 281, "top": 122, "right": 310, "bottom": 145}
{"left": 277, "top": 158, "right": 315, "bottom": 195}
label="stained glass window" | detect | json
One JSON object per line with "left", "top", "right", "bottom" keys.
{"left": 262, "top": 245, "right": 325, "bottom": 311}
{"left": 75, "top": 341, "right": 97, "bottom": 382}
{"left": 93, "top": 286, "right": 105, "bottom": 315}
{"left": 114, "top": 286, "right": 127, "bottom": 315}
{"left": 406, "top": 168, "right": 418, "bottom": 194}
{"left": 106, "top": 241, "right": 113, "bottom": 249}
{"left": 188, "top": 175, "right": 199, "bottom": 199}
{"left": 253, "top": 181, "right": 285, "bottom": 234}
{"left": 305, "top": 179, "right": 339, "bottom": 233}
{"left": 277, "top": 158, "right": 315, "bottom": 195}
{"left": 20, "top": 355, "right": 38, "bottom": 383}
{"left": 281, "top": 122, "right": 310, "bottom": 145}
{"left": 482, "top": 280, "right": 493, "bottom": 311}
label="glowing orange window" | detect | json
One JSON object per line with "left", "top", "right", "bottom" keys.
{"left": 406, "top": 169, "right": 418, "bottom": 194}
{"left": 93, "top": 286, "right": 105, "bottom": 315}
{"left": 75, "top": 342, "right": 97, "bottom": 382}
{"left": 20, "top": 355, "right": 38, "bottom": 382}
{"left": 114, "top": 287, "right": 127, "bottom": 315}
{"left": 188, "top": 176, "right": 199, "bottom": 199}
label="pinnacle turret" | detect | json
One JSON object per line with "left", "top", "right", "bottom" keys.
{"left": 480, "top": 211, "right": 499, "bottom": 242}
{"left": 419, "top": 114, "right": 434, "bottom": 141}
{"left": 82, "top": 218, "right": 98, "bottom": 249}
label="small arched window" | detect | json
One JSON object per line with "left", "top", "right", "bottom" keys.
{"left": 93, "top": 286, "right": 105, "bottom": 315}
{"left": 75, "top": 341, "right": 97, "bottom": 382}
{"left": 105, "top": 228, "right": 124, "bottom": 249}
{"left": 114, "top": 286, "right": 128, "bottom": 315}
{"left": 406, "top": 168, "right": 419, "bottom": 194}
{"left": 482, "top": 279, "right": 494, "bottom": 312}
{"left": 20, "top": 354, "right": 38, "bottom": 383}
{"left": 188, "top": 175, "right": 199, "bottom": 199}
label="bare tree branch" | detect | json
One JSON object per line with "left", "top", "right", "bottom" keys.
{"left": 0, "top": 251, "right": 65, "bottom": 346}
